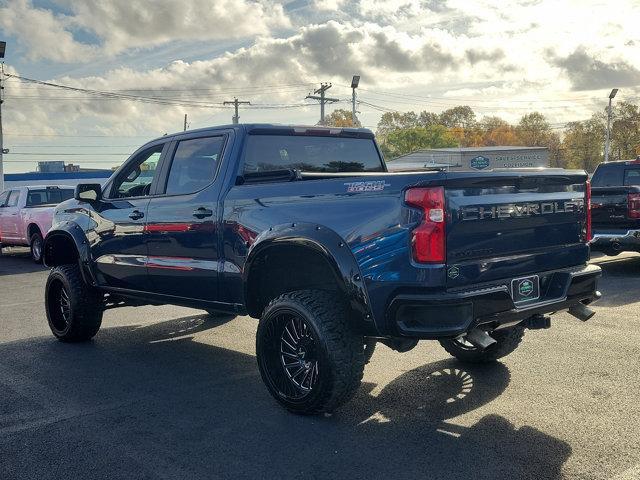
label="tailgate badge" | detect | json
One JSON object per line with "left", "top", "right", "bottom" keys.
{"left": 447, "top": 266, "right": 460, "bottom": 279}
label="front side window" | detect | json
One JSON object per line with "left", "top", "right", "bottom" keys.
{"left": 7, "top": 191, "right": 20, "bottom": 207}
{"left": 165, "top": 136, "right": 224, "bottom": 195}
{"left": 0, "top": 191, "right": 8, "bottom": 207}
{"left": 242, "top": 135, "right": 384, "bottom": 175}
{"left": 111, "top": 145, "right": 163, "bottom": 199}
{"left": 26, "top": 188, "right": 74, "bottom": 207}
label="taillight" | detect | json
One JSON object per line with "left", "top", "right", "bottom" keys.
{"left": 628, "top": 192, "right": 640, "bottom": 219}
{"left": 585, "top": 180, "right": 592, "bottom": 242}
{"left": 404, "top": 187, "right": 446, "bottom": 263}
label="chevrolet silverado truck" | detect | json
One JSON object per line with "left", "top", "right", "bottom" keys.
{"left": 0, "top": 185, "right": 74, "bottom": 262}
{"left": 42, "top": 124, "right": 601, "bottom": 414}
{"left": 590, "top": 158, "right": 640, "bottom": 255}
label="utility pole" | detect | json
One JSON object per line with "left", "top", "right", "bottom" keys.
{"left": 306, "top": 83, "right": 339, "bottom": 125}
{"left": 0, "top": 41, "right": 6, "bottom": 193}
{"left": 223, "top": 97, "right": 250, "bottom": 124}
{"left": 351, "top": 75, "right": 360, "bottom": 127}
{"left": 605, "top": 88, "right": 618, "bottom": 163}
{"left": 183, "top": 113, "right": 188, "bottom": 131}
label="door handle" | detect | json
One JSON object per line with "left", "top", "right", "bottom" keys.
{"left": 128, "top": 210, "right": 144, "bottom": 220}
{"left": 192, "top": 207, "right": 213, "bottom": 219}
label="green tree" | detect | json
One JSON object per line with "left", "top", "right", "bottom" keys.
{"left": 610, "top": 101, "right": 640, "bottom": 160}
{"left": 381, "top": 125, "right": 458, "bottom": 159}
{"left": 562, "top": 116, "right": 605, "bottom": 172}
{"left": 438, "top": 106, "right": 476, "bottom": 129}
{"left": 375, "top": 111, "right": 419, "bottom": 136}
{"left": 516, "top": 112, "right": 552, "bottom": 146}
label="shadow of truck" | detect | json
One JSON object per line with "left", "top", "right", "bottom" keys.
{"left": 0, "top": 316, "right": 570, "bottom": 480}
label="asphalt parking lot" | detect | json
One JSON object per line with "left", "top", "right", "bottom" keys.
{"left": 0, "top": 249, "right": 639, "bottom": 480}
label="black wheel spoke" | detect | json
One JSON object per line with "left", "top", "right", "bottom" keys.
{"left": 275, "top": 314, "right": 320, "bottom": 399}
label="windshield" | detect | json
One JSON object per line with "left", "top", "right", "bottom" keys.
{"left": 26, "top": 188, "right": 74, "bottom": 207}
{"left": 243, "top": 135, "right": 385, "bottom": 174}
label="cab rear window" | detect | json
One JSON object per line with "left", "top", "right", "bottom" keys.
{"left": 26, "top": 188, "right": 74, "bottom": 207}
{"left": 243, "top": 135, "right": 384, "bottom": 174}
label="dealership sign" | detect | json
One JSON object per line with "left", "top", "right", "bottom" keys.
{"left": 470, "top": 155, "right": 490, "bottom": 170}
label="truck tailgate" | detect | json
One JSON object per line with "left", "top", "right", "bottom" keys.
{"left": 444, "top": 172, "right": 589, "bottom": 287}
{"left": 591, "top": 186, "right": 640, "bottom": 231}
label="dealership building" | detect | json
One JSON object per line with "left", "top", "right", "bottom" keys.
{"left": 387, "top": 146, "right": 549, "bottom": 172}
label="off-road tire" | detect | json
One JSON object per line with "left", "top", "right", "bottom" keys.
{"left": 439, "top": 325, "right": 526, "bottom": 363}
{"left": 45, "top": 265, "right": 103, "bottom": 342}
{"left": 30, "top": 232, "right": 43, "bottom": 263}
{"left": 256, "top": 289, "right": 365, "bottom": 415}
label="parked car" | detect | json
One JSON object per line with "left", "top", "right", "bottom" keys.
{"left": 590, "top": 157, "right": 640, "bottom": 255}
{"left": 0, "top": 185, "right": 74, "bottom": 262}
{"left": 42, "top": 124, "right": 601, "bottom": 414}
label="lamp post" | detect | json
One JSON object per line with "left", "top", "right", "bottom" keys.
{"left": 605, "top": 88, "right": 618, "bottom": 163}
{"left": 351, "top": 75, "right": 360, "bottom": 127}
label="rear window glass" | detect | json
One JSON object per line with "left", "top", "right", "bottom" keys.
{"left": 591, "top": 165, "right": 624, "bottom": 187}
{"left": 26, "top": 188, "right": 74, "bottom": 207}
{"left": 243, "top": 135, "right": 384, "bottom": 174}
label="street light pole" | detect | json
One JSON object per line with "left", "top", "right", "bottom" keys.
{"left": 351, "top": 75, "right": 360, "bottom": 127}
{"left": 605, "top": 88, "right": 618, "bottom": 163}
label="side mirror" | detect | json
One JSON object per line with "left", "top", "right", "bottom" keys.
{"left": 75, "top": 183, "right": 102, "bottom": 202}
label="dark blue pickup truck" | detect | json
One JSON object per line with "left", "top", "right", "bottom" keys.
{"left": 42, "top": 124, "right": 601, "bottom": 414}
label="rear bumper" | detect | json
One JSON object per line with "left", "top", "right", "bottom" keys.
{"left": 387, "top": 264, "right": 601, "bottom": 339}
{"left": 590, "top": 229, "right": 640, "bottom": 253}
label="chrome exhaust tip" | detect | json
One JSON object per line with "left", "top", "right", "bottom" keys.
{"left": 568, "top": 302, "right": 596, "bottom": 322}
{"left": 464, "top": 328, "right": 497, "bottom": 350}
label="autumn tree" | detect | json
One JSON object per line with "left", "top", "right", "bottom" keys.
{"left": 323, "top": 109, "right": 357, "bottom": 127}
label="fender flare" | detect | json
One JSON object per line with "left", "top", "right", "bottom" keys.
{"left": 243, "top": 222, "right": 376, "bottom": 332}
{"left": 43, "top": 221, "right": 95, "bottom": 284}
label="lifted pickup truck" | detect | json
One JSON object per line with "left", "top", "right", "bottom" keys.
{"left": 590, "top": 158, "right": 640, "bottom": 255}
{"left": 0, "top": 185, "right": 74, "bottom": 262}
{"left": 43, "top": 124, "right": 601, "bottom": 414}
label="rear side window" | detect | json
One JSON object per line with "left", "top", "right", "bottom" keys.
{"left": 26, "top": 188, "right": 74, "bottom": 206}
{"left": 165, "top": 136, "right": 225, "bottom": 195}
{"left": 243, "top": 135, "right": 384, "bottom": 174}
{"left": 624, "top": 169, "right": 640, "bottom": 186}
{"left": 7, "top": 191, "right": 20, "bottom": 207}
{"left": 591, "top": 165, "right": 623, "bottom": 187}
{"left": 0, "top": 191, "right": 8, "bottom": 206}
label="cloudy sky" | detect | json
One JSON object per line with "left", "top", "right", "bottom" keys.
{"left": 1, "top": 0, "right": 639, "bottom": 172}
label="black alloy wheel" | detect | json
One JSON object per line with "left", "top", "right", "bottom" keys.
{"left": 47, "top": 278, "right": 72, "bottom": 334}
{"left": 256, "top": 290, "right": 365, "bottom": 415}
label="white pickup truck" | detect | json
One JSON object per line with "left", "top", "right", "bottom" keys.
{"left": 0, "top": 186, "right": 74, "bottom": 262}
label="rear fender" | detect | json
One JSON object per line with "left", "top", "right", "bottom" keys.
{"left": 244, "top": 222, "right": 376, "bottom": 333}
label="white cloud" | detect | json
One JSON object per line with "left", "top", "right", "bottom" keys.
{"left": 0, "top": 0, "right": 290, "bottom": 62}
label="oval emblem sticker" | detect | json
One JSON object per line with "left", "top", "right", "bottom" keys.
{"left": 470, "top": 155, "right": 490, "bottom": 170}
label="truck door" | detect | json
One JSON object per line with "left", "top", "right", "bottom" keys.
{"left": 0, "top": 190, "right": 22, "bottom": 242}
{"left": 145, "top": 134, "right": 228, "bottom": 302}
{"left": 91, "top": 143, "right": 166, "bottom": 291}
